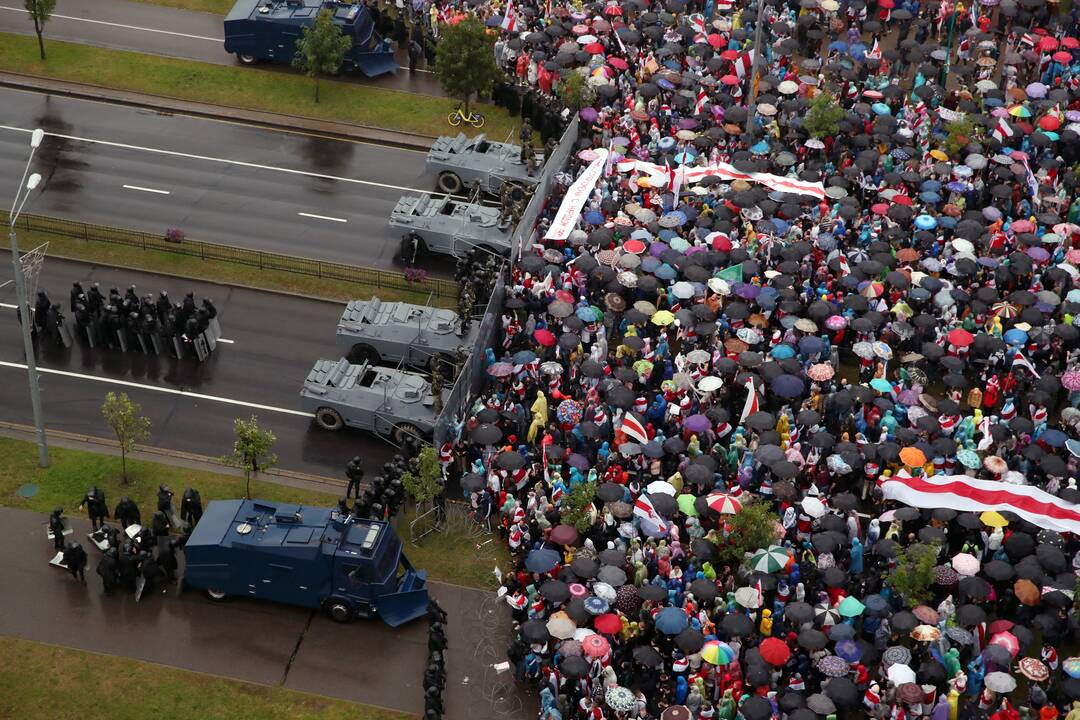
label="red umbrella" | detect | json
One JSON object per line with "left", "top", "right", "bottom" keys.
{"left": 1053, "top": 50, "right": 1072, "bottom": 63}
{"left": 871, "top": 202, "right": 890, "bottom": 215}
{"left": 534, "top": 328, "right": 556, "bottom": 346}
{"left": 760, "top": 637, "right": 791, "bottom": 666}
{"left": 947, "top": 328, "right": 974, "bottom": 347}
{"left": 878, "top": 0, "right": 894, "bottom": 7}
{"left": 584, "top": 42, "right": 605, "bottom": 54}
{"left": 1039, "top": 36, "right": 1059, "bottom": 51}
{"left": 721, "top": 74, "right": 740, "bottom": 85}
{"left": 604, "top": 3, "right": 623, "bottom": 14}
{"left": 720, "top": 49, "right": 740, "bottom": 60}
{"left": 594, "top": 613, "right": 622, "bottom": 634}
{"left": 623, "top": 239, "right": 646, "bottom": 254}
{"left": 582, "top": 633, "right": 611, "bottom": 658}
{"left": 1062, "top": 37, "right": 1079, "bottom": 49}
{"left": 1012, "top": 219, "right": 1036, "bottom": 233}
{"left": 1039, "top": 115, "right": 1061, "bottom": 131}
{"left": 607, "top": 57, "right": 629, "bottom": 70}
{"left": 707, "top": 33, "right": 724, "bottom": 47}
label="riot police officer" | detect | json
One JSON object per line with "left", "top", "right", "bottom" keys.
{"left": 345, "top": 456, "right": 365, "bottom": 499}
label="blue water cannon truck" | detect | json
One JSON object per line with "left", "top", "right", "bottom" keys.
{"left": 224, "top": 0, "right": 398, "bottom": 77}
{"left": 183, "top": 499, "right": 429, "bottom": 626}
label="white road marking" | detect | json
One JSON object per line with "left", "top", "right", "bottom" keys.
{"left": 298, "top": 212, "right": 347, "bottom": 223}
{"left": 0, "top": 5, "right": 223, "bottom": 42}
{"left": 217, "top": 338, "right": 235, "bottom": 344}
{"left": 123, "top": 184, "right": 171, "bottom": 195}
{"left": 0, "top": 359, "right": 313, "bottom": 417}
{"left": 0, "top": 280, "right": 11, "bottom": 289}
{"left": 0, "top": 302, "right": 16, "bottom": 309}
{"left": 0, "top": 125, "right": 437, "bottom": 195}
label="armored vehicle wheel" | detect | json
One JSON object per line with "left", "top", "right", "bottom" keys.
{"left": 206, "top": 588, "right": 228, "bottom": 601}
{"left": 348, "top": 343, "right": 380, "bottom": 365}
{"left": 237, "top": 53, "right": 257, "bottom": 65}
{"left": 326, "top": 600, "right": 354, "bottom": 623}
{"left": 437, "top": 171, "right": 463, "bottom": 194}
{"left": 393, "top": 422, "right": 421, "bottom": 445}
{"left": 315, "top": 407, "right": 345, "bottom": 431}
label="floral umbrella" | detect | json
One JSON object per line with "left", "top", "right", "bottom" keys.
{"left": 582, "top": 633, "right": 611, "bottom": 658}
{"left": 816, "top": 655, "right": 850, "bottom": 677}
{"left": 606, "top": 686, "right": 637, "bottom": 713}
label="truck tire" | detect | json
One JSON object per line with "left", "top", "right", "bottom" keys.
{"left": 348, "top": 343, "right": 380, "bottom": 365}
{"left": 437, "top": 172, "right": 463, "bottom": 195}
{"left": 206, "top": 588, "right": 228, "bottom": 601}
{"left": 236, "top": 53, "right": 257, "bottom": 65}
{"left": 315, "top": 407, "right": 345, "bottom": 431}
{"left": 326, "top": 600, "right": 354, "bottom": 623}
{"left": 393, "top": 422, "right": 421, "bottom": 445}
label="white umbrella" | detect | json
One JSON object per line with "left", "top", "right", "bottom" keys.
{"left": 734, "top": 586, "right": 761, "bottom": 608}
{"left": 698, "top": 376, "right": 723, "bottom": 392}
{"left": 984, "top": 671, "right": 1017, "bottom": 693}
{"left": 887, "top": 663, "right": 917, "bottom": 685}
{"left": 801, "top": 497, "right": 826, "bottom": 518}
{"left": 672, "top": 281, "right": 695, "bottom": 299}
{"left": 647, "top": 480, "right": 676, "bottom": 496}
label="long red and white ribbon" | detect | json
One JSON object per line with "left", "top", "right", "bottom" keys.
{"left": 618, "top": 160, "right": 827, "bottom": 200}
{"left": 881, "top": 474, "right": 1080, "bottom": 536}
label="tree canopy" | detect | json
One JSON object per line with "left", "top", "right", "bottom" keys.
{"left": 292, "top": 9, "right": 352, "bottom": 102}
{"left": 434, "top": 17, "right": 501, "bottom": 112}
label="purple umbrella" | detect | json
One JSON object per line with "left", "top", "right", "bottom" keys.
{"left": 683, "top": 414, "right": 711, "bottom": 433}
{"left": 567, "top": 453, "right": 590, "bottom": 471}
{"left": 835, "top": 639, "right": 862, "bottom": 663}
{"left": 580, "top": 107, "right": 599, "bottom": 122}
{"left": 771, "top": 374, "right": 806, "bottom": 398}
{"left": 735, "top": 283, "right": 761, "bottom": 299}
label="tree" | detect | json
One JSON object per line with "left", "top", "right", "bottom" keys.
{"left": 943, "top": 118, "right": 975, "bottom": 157}
{"left": 101, "top": 392, "right": 151, "bottom": 485}
{"left": 401, "top": 445, "right": 442, "bottom": 505}
{"left": 434, "top": 17, "right": 501, "bottom": 114}
{"left": 718, "top": 499, "right": 782, "bottom": 566}
{"left": 222, "top": 415, "right": 277, "bottom": 499}
{"left": 886, "top": 542, "right": 940, "bottom": 607}
{"left": 557, "top": 72, "right": 594, "bottom": 112}
{"left": 25, "top": 0, "right": 56, "bottom": 61}
{"left": 560, "top": 481, "right": 597, "bottom": 532}
{"left": 292, "top": 9, "right": 352, "bottom": 103}
{"left": 802, "top": 91, "right": 845, "bottom": 139}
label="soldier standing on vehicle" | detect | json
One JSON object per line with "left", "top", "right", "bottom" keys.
{"left": 345, "top": 456, "right": 365, "bottom": 499}
{"left": 518, "top": 119, "right": 533, "bottom": 165}
{"left": 430, "top": 361, "right": 445, "bottom": 416}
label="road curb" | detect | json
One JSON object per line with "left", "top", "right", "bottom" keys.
{"left": 0, "top": 420, "right": 345, "bottom": 492}
{"left": 0, "top": 70, "right": 436, "bottom": 151}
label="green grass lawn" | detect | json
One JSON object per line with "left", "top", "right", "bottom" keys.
{"left": 132, "top": 0, "right": 234, "bottom": 12}
{"left": 19, "top": 231, "right": 452, "bottom": 306}
{"left": 0, "top": 33, "right": 516, "bottom": 139}
{"left": 0, "top": 436, "right": 498, "bottom": 588}
{"left": 0, "top": 636, "right": 412, "bottom": 720}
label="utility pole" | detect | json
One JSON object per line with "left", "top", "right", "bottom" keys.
{"left": 9, "top": 128, "right": 49, "bottom": 467}
{"left": 744, "top": 0, "right": 767, "bottom": 135}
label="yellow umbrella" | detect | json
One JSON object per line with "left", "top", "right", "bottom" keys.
{"left": 980, "top": 510, "right": 1009, "bottom": 528}
{"left": 891, "top": 301, "right": 914, "bottom": 318}
{"left": 651, "top": 310, "right": 675, "bottom": 326}
{"left": 929, "top": 149, "right": 949, "bottom": 161}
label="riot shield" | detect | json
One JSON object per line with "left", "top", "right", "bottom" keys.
{"left": 117, "top": 329, "right": 128, "bottom": 352}
{"left": 171, "top": 336, "right": 184, "bottom": 358}
{"left": 136, "top": 333, "right": 149, "bottom": 355}
{"left": 57, "top": 322, "right": 72, "bottom": 348}
{"left": 208, "top": 317, "right": 222, "bottom": 342}
{"left": 194, "top": 335, "right": 209, "bottom": 362}
{"left": 150, "top": 334, "right": 163, "bottom": 356}
{"left": 135, "top": 575, "right": 146, "bottom": 602}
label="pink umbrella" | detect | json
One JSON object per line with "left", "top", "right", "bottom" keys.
{"left": 807, "top": 363, "right": 835, "bottom": 381}
{"left": 825, "top": 315, "right": 848, "bottom": 330}
{"left": 989, "top": 631, "right": 1019, "bottom": 657}
{"left": 582, "top": 633, "right": 611, "bottom": 658}
{"left": 1062, "top": 371, "right": 1080, "bottom": 391}
{"left": 951, "top": 552, "right": 980, "bottom": 576}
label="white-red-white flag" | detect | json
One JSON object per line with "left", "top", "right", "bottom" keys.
{"left": 694, "top": 89, "right": 708, "bottom": 115}
{"left": 992, "top": 117, "right": 1015, "bottom": 143}
{"left": 865, "top": 39, "right": 881, "bottom": 60}
{"left": 501, "top": 0, "right": 518, "bottom": 32}
{"left": 738, "top": 376, "right": 759, "bottom": 425}
{"left": 634, "top": 494, "right": 670, "bottom": 532}
{"left": 734, "top": 49, "right": 755, "bottom": 80}
{"left": 620, "top": 412, "right": 650, "bottom": 444}
{"left": 1011, "top": 349, "right": 1041, "bottom": 378}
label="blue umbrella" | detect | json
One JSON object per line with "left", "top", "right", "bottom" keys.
{"left": 1003, "top": 328, "right": 1028, "bottom": 345}
{"left": 938, "top": 216, "right": 957, "bottom": 229}
{"left": 920, "top": 180, "right": 942, "bottom": 192}
{"left": 1066, "top": 439, "right": 1080, "bottom": 458}
{"left": 658, "top": 136, "right": 677, "bottom": 151}
{"left": 915, "top": 214, "right": 937, "bottom": 230}
{"left": 848, "top": 42, "right": 867, "bottom": 60}
{"left": 584, "top": 210, "right": 605, "bottom": 225}
{"left": 771, "top": 374, "right": 806, "bottom": 398}
{"left": 835, "top": 639, "right": 862, "bottom": 663}
{"left": 1041, "top": 429, "right": 1068, "bottom": 447}
{"left": 771, "top": 344, "right": 796, "bottom": 359}
{"left": 863, "top": 594, "right": 889, "bottom": 615}
{"left": 655, "top": 264, "right": 677, "bottom": 281}
{"left": 919, "top": 191, "right": 942, "bottom": 204}
{"left": 871, "top": 102, "right": 891, "bottom": 115}
{"left": 799, "top": 336, "right": 825, "bottom": 354}
{"left": 750, "top": 141, "right": 770, "bottom": 154}
{"left": 662, "top": 211, "right": 687, "bottom": 226}
{"left": 828, "top": 40, "right": 848, "bottom": 52}
{"left": 513, "top": 350, "right": 537, "bottom": 364}
{"left": 577, "top": 306, "right": 601, "bottom": 322}
{"left": 655, "top": 607, "right": 689, "bottom": 635}
{"left": 526, "top": 548, "right": 561, "bottom": 573}
{"left": 674, "top": 151, "right": 696, "bottom": 165}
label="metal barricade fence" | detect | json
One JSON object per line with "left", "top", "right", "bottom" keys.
{"left": 0, "top": 210, "right": 458, "bottom": 301}
{"left": 432, "top": 118, "right": 580, "bottom": 449}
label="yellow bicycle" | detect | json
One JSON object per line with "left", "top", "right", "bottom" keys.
{"left": 447, "top": 105, "right": 485, "bottom": 128}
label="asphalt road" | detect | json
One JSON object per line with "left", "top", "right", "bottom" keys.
{"left": 0, "top": 0, "right": 445, "bottom": 96}
{"left": 0, "top": 506, "right": 528, "bottom": 719}
{"left": 0, "top": 255, "right": 401, "bottom": 476}
{"left": 0, "top": 87, "right": 449, "bottom": 269}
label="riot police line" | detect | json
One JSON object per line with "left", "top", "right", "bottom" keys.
{"left": 28, "top": 282, "right": 223, "bottom": 362}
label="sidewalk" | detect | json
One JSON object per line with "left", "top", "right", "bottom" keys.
{"left": 0, "top": 505, "right": 531, "bottom": 719}
{"left": 0, "top": 70, "right": 436, "bottom": 151}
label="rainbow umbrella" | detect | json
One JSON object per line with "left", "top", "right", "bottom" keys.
{"left": 700, "top": 640, "right": 735, "bottom": 665}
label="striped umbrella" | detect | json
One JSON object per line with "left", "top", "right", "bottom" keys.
{"left": 700, "top": 639, "right": 735, "bottom": 665}
{"left": 749, "top": 546, "right": 790, "bottom": 573}
{"left": 706, "top": 492, "right": 743, "bottom": 514}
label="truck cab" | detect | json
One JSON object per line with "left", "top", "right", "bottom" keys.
{"left": 224, "top": 0, "right": 398, "bottom": 77}
{"left": 184, "top": 500, "right": 429, "bottom": 626}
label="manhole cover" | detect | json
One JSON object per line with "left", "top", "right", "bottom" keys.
{"left": 18, "top": 483, "right": 39, "bottom": 498}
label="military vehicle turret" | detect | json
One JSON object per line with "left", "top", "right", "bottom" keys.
{"left": 426, "top": 133, "right": 542, "bottom": 195}
{"left": 391, "top": 193, "right": 513, "bottom": 262}
{"left": 335, "top": 297, "right": 473, "bottom": 373}
{"left": 299, "top": 357, "right": 442, "bottom": 441}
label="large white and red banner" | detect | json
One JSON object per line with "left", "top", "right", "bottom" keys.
{"left": 545, "top": 148, "right": 609, "bottom": 241}
{"left": 882, "top": 474, "right": 1080, "bottom": 536}
{"left": 617, "top": 160, "right": 827, "bottom": 200}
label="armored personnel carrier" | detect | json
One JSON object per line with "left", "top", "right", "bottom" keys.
{"left": 299, "top": 357, "right": 443, "bottom": 441}
{"left": 390, "top": 193, "right": 513, "bottom": 262}
{"left": 335, "top": 297, "right": 473, "bottom": 373}
{"left": 426, "top": 133, "right": 541, "bottom": 195}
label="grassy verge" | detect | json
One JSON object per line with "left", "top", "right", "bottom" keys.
{"left": 132, "top": 0, "right": 233, "bottom": 12}
{"left": 1, "top": 436, "right": 499, "bottom": 588}
{"left": 16, "top": 231, "right": 450, "bottom": 306}
{"left": 0, "top": 636, "right": 411, "bottom": 720}
{"left": 0, "top": 34, "right": 516, "bottom": 139}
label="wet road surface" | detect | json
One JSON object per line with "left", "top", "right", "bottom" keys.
{"left": 0, "top": 0, "right": 445, "bottom": 96}
{"left": 0, "top": 256, "right": 399, "bottom": 476}
{"left": 0, "top": 88, "right": 446, "bottom": 269}
{"left": 0, "top": 506, "right": 530, "bottom": 718}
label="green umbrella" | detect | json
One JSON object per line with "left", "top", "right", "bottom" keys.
{"left": 677, "top": 494, "right": 699, "bottom": 517}
{"left": 838, "top": 596, "right": 866, "bottom": 617}
{"left": 748, "top": 546, "right": 790, "bottom": 573}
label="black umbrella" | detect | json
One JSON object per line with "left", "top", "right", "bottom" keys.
{"left": 956, "top": 604, "right": 986, "bottom": 626}
{"left": 633, "top": 644, "right": 662, "bottom": 667}
{"left": 597, "top": 483, "right": 625, "bottom": 503}
{"left": 824, "top": 677, "right": 859, "bottom": 707}
{"left": 675, "top": 627, "right": 705, "bottom": 653}
{"left": 521, "top": 620, "right": 550, "bottom": 644}
{"left": 570, "top": 556, "right": 599, "bottom": 579}
{"left": 798, "top": 628, "right": 829, "bottom": 650}
{"left": 786, "top": 601, "right": 815, "bottom": 624}
{"left": 560, "top": 654, "right": 589, "bottom": 678}
{"left": 638, "top": 584, "right": 668, "bottom": 601}
{"left": 721, "top": 613, "right": 754, "bottom": 635}
{"left": 540, "top": 579, "right": 570, "bottom": 603}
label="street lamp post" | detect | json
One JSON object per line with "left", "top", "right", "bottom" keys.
{"left": 744, "top": 0, "right": 767, "bottom": 135}
{"left": 9, "top": 127, "right": 49, "bottom": 468}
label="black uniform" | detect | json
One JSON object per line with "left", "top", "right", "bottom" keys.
{"left": 181, "top": 488, "right": 203, "bottom": 526}
{"left": 114, "top": 496, "right": 140, "bottom": 529}
{"left": 81, "top": 486, "right": 109, "bottom": 531}
{"left": 49, "top": 507, "right": 66, "bottom": 551}
{"left": 96, "top": 549, "right": 120, "bottom": 595}
{"left": 63, "top": 542, "right": 88, "bottom": 584}
{"left": 345, "top": 456, "right": 365, "bottom": 499}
